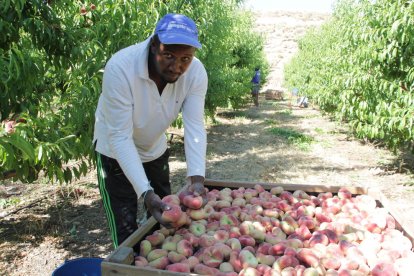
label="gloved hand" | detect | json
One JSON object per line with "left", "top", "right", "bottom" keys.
{"left": 143, "top": 190, "right": 173, "bottom": 228}
{"left": 188, "top": 175, "right": 206, "bottom": 195}
{"left": 188, "top": 175, "right": 207, "bottom": 207}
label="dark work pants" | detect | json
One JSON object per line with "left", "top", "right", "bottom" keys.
{"left": 95, "top": 149, "right": 171, "bottom": 249}
{"left": 251, "top": 92, "right": 259, "bottom": 107}
{"left": 251, "top": 83, "right": 260, "bottom": 107}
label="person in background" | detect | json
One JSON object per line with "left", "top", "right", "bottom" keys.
{"left": 93, "top": 13, "right": 208, "bottom": 248}
{"left": 251, "top": 67, "right": 261, "bottom": 107}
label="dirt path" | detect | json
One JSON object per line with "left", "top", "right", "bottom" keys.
{"left": 1, "top": 11, "right": 413, "bottom": 276}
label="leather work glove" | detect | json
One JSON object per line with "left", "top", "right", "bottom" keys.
{"left": 143, "top": 190, "right": 173, "bottom": 228}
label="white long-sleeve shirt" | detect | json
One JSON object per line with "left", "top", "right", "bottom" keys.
{"left": 93, "top": 37, "right": 208, "bottom": 198}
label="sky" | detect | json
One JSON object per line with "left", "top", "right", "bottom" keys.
{"left": 243, "top": 0, "right": 336, "bottom": 13}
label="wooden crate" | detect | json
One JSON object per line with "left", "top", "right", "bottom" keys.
{"left": 265, "top": 89, "right": 284, "bottom": 100}
{"left": 101, "top": 179, "right": 414, "bottom": 276}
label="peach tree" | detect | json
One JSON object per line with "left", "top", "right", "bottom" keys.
{"left": 0, "top": 0, "right": 268, "bottom": 183}
{"left": 284, "top": 0, "right": 414, "bottom": 153}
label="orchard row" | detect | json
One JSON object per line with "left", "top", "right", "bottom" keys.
{"left": 284, "top": 0, "right": 414, "bottom": 152}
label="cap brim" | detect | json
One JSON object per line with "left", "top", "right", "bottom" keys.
{"left": 158, "top": 33, "right": 202, "bottom": 49}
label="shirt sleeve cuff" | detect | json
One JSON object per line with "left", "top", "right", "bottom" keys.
{"left": 137, "top": 183, "right": 153, "bottom": 199}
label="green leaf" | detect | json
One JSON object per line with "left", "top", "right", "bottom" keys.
{"left": 64, "top": 168, "right": 72, "bottom": 183}
{"left": 390, "top": 20, "right": 400, "bottom": 34}
{"left": 37, "top": 144, "right": 43, "bottom": 161}
{"left": 399, "top": 119, "right": 406, "bottom": 131}
{"left": 4, "top": 134, "right": 35, "bottom": 161}
{"left": 80, "top": 161, "right": 88, "bottom": 176}
{"left": 0, "top": 139, "right": 15, "bottom": 167}
{"left": 73, "top": 167, "right": 81, "bottom": 179}
{"left": 56, "top": 135, "right": 76, "bottom": 144}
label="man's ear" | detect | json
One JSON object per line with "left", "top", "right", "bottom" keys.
{"left": 150, "top": 37, "right": 157, "bottom": 54}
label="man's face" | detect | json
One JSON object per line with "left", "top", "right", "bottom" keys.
{"left": 151, "top": 41, "right": 196, "bottom": 83}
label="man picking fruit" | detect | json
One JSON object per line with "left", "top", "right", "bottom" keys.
{"left": 93, "top": 13, "right": 207, "bottom": 248}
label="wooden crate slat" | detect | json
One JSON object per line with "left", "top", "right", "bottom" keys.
{"left": 205, "top": 179, "right": 369, "bottom": 195}
{"left": 105, "top": 246, "right": 134, "bottom": 265}
{"left": 367, "top": 188, "right": 414, "bottom": 246}
{"left": 102, "top": 261, "right": 193, "bottom": 276}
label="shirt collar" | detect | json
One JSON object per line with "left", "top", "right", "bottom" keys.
{"left": 136, "top": 36, "right": 153, "bottom": 80}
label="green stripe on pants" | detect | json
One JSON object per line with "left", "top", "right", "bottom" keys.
{"left": 96, "top": 152, "right": 119, "bottom": 248}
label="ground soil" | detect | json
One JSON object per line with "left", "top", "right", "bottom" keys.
{"left": 1, "top": 11, "right": 413, "bottom": 276}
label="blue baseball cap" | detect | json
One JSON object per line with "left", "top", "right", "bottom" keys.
{"left": 155, "top": 13, "right": 202, "bottom": 49}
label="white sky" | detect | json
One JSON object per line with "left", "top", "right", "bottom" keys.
{"left": 243, "top": 0, "right": 336, "bottom": 13}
